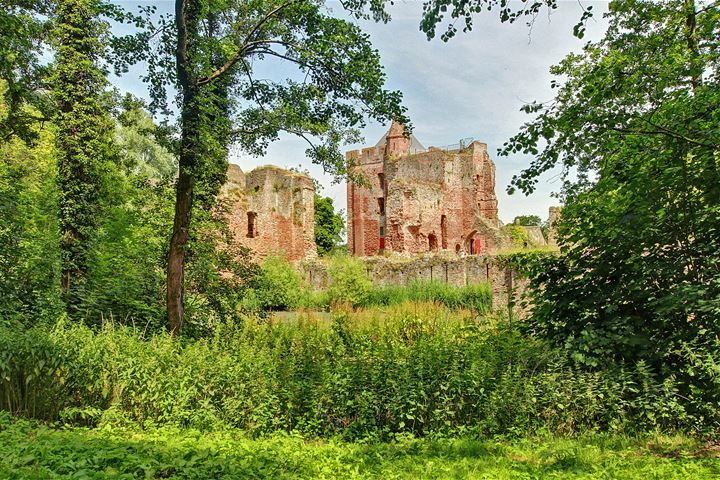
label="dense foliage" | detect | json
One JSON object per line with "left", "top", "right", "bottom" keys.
{"left": 0, "top": 89, "right": 255, "bottom": 333}
{"left": 496, "top": 1, "right": 720, "bottom": 378}
{"left": 1, "top": 416, "right": 717, "bottom": 479}
{"left": 1, "top": 309, "right": 717, "bottom": 438}
{"left": 0, "top": 0, "right": 52, "bottom": 143}
{"left": 0, "top": 119, "right": 61, "bottom": 324}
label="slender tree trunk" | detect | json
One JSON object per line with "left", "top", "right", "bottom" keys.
{"left": 684, "top": 0, "right": 701, "bottom": 92}
{"left": 167, "top": 167, "right": 194, "bottom": 335}
{"left": 167, "top": 0, "right": 198, "bottom": 334}
{"left": 167, "top": 73, "right": 202, "bottom": 334}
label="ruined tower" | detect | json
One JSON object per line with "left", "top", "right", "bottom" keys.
{"left": 384, "top": 120, "right": 411, "bottom": 158}
{"left": 222, "top": 164, "right": 317, "bottom": 261}
{"left": 347, "top": 123, "right": 508, "bottom": 257}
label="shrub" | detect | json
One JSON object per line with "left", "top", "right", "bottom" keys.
{"left": 251, "top": 255, "right": 303, "bottom": 311}
{"left": 504, "top": 224, "right": 530, "bottom": 248}
{"left": 0, "top": 327, "right": 66, "bottom": 419}
{"left": 326, "top": 255, "right": 373, "bottom": 307}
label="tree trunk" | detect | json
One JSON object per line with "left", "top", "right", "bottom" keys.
{"left": 167, "top": 0, "right": 200, "bottom": 335}
{"left": 167, "top": 167, "right": 194, "bottom": 335}
{"left": 167, "top": 81, "right": 201, "bottom": 334}
{"left": 684, "top": 0, "right": 701, "bottom": 92}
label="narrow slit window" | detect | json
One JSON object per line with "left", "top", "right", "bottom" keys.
{"left": 247, "top": 212, "right": 257, "bottom": 238}
{"left": 378, "top": 197, "right": 385, "bottom": 215}
{"left": 440, "top": 215, "right": 447, "bottom": 249}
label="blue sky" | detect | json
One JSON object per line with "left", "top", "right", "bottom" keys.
{"left": 112, "top": 1, "right": 610, "bottom": 224}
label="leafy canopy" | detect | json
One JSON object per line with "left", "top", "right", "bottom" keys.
{"left": 135, "top": 0, "right": 407, "bottom": 181}
{"left": 0, "top": 0, "right": 53, "bottom": 143}
{"left": 511, "top": 1, "right": 720, "bottom": 373}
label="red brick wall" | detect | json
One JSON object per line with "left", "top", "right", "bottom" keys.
{"left": 348, "top": 136, "right": 506, "bottom": 257}
{"left": 346, "top": 146, "right": 385, "bottom": 256}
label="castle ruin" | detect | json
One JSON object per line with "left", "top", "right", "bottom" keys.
{"left": 221, "top": 164, "right": 317, "bottom": 261}
{"left": 347, "top": 122, "right": 511, "bottom": 257}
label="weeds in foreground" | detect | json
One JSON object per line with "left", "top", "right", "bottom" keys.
{"left": 0, "top": 416, "right": 717, "bottom": 479}
{"left": 1, "top": 309, "right": 716, "bottom": 437}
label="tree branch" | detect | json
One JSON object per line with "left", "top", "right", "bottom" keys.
{"left": 195, "top": 0, "right": 298, "bottom": 86}
{"left": 609, "top": 122, "right": 716, "bottom": 148}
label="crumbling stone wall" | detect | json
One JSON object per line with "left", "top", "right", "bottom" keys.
{"left": 221, "top": 164, "right": 317, "bottom": 261}
{"left": 298, "top": 254, "right": 529, "bottom": 312}
{"left": 347, "top": 122, "right": 511, "bottom": 257}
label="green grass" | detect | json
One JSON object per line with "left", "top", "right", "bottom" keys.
{"left": 360, "top": 281, "right": 492, "bottom": 313}
{"left": 0, "top": 419, "right": 717, "bottom": 479}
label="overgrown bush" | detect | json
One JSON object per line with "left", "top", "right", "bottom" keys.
{"left": 243, "top": 255, "right": 302, "bottom": 313}
{"left": 1, "top": 313, "right": 716, "bottom": 438}
{"left": 326, "top": 255, "right": 373, "bottom": 307}
{"left": 492, "top": 0, "right": 720, "bottom": 419}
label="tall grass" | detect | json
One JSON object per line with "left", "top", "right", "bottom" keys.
{"left": 1, "top": 310, "right": 713, "bottom": 438}
{"left": 360, "top": 281, "right": 492, "bottom": 313}
{"left": 294, "top": 281, "right": 493, "bottom": 312}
